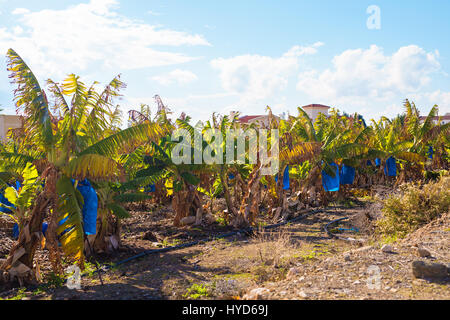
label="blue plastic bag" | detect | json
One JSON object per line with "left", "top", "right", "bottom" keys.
{"left": 144, "top": 184, "right": 156, "bottom": 193}
{"left": 42, "top": 222, "right": 48, "bottom": 235}
{"left": 384, "top": 157, "right": 397, "bottom": 177}
{"left": 322, "top": 163, "right": 340, "bottom": 192}
{"left": 13, "top": 222, "right": 48, "bottom": 239}
{"left": 0, "top": 181, "right": 21, "bottom": 213}
{"left": 428, "top": 146, "right": 433, "bottom": 160}
{"left": 340, "top": 165, "right": 355, "bottom": 185}
{"left": 0, "top": 193, "right": 14, "bottom": 213}
{"left": 275, "top": 166, "right": 290, "bottom": 190}
{"left": 64, "top": 179, "right": 98, "bottom": 236}
{"left": 75, "top": 179, "right": 98, "bottom": 236}
{"left": 12, "top": 223, "right": 18, "bottom": 238}
{"left": 375, "top": 158, "right": 381, "bottom": 167}
{"left": 228, "top": 173, "right": 235, "bottom": 180}
{"left": 282, "top": 166, "right": 290, "bottom": 190}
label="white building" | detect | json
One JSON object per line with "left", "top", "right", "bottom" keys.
{"left": 0, "top": 115, "right": 23, "bottom": 141}
{"left": 419, "top": 112, "right": 450, "bottom": 125}
{"left": 301, "top": 104, "right": 331, "bottom": 122}
{"left": 237, "top": 114, "right": 280, "bottom": 127}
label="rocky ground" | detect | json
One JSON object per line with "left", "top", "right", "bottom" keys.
{"left": 244, "top": 213, "right": 450, "bottom": 300}
{"left": 0, "top": 197, "right": 448, "bottom": 300}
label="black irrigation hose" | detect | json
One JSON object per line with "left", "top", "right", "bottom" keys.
{"left": 10, "top": 208, "right": 324, "bottom": 291}
{"left": 324, "top": 217, "right": 349, "bottom": 239}
{"left": 5, "top": 208, "right": 349, "bottom": 292}
{"left": 324, "top": 217, "right": 361, "bottom": 243}
{"left": 86, "top": 208, "right": 324, "bottom": 277}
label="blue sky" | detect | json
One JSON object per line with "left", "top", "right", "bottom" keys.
{"left": 0, "top": 0, "right": 449, "bottom": 124}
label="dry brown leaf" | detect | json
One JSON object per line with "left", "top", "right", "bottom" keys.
{"left": 11, "top": 247, "right": 26, "bottom": 266}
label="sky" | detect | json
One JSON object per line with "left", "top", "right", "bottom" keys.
{"left": 0, "top": 0, "right": 449, "bottom": 124}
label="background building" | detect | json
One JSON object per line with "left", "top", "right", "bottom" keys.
{"left": 419, "top": 112, "right": 450, "bottom": 125}
{"left": 0, "top": 114, "right": 23, "bottom": 140}
{"left": 301, "top": 104, "right": 331, "bottom": 122}
{"left": 237, "top": 114, "right": 280, "bottom": 127}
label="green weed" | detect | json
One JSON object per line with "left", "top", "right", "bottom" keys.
{"left": 183, "top": 283, "right": 211, "bottom": 299}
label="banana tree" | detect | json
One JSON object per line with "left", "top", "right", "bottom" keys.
{"left": 370, "top": 114, "right": 424, "bottom": 184}
{"left": 287, "top": 108, "right": 374, "bottom": 205}
{"left": 1, "top": 49, "right": 166, "bottom": 283}
{"left": 0, "top": 163, "right": 40, "bottom": 228}
{"left": 90, "top": 181, "right": 151, "bottom": 254}
{"left": 126, "top": 130, "right": 205, "bottom": 226}
{"left": 203, "top": 112, "right": 273, "bottom": 227}
{"left": 403, "top": 100, "right": 450, "bottom": 171}
{"left": 202, "top": 114, "right": 240, "bottom": 217}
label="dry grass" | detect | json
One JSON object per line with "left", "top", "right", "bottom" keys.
{"left": 252, "top": 226, "right": 299, "bottom": 268}
{"left": 244, "top": 226, "right": 300, "bottom": 282}
{"left": 377, "top": 175, "right": 450, "bottom": 238}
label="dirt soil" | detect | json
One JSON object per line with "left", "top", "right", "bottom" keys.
{"left": 0, "top": 199, "right": 449, "bottom": 300}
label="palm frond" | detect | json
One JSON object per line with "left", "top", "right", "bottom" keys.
{"left": 423, "top": 122, "right": 450, "bottom": 142}
{"left": 120, "top": 171, "right": 166, "bottom": 190}
{"left": 100, "top": 74, "right": 126, "bottom": 106}
{"left": 6, "top": 49, "right": 54, "bottom": 149}
{"left": 296, "top": 107, "right": 317, "bottom": 141}
{"left": 106, "top": 203, "right": 130, "bottom": 219}
{"left": 65, "top": 154, "right": 119, "bottom": 180}
{"left": 353, "top": 126, "right": 373, "bottom": 144}
{"left": 79, "top": 122, "right": 168, "bottom": 158}
{"left": 56, "top": 176, "right": 84, "bottom": 267}
{"left": 332, "top": 143, "right": 367, "bottom": 160}
{"left": 0, "top": 152, "right": 36, "bottom": 173}
{"left": 113, "top": 193, "right": 151, "bottom": 204}
{"left": 395, "top": 151, "right": 424, "bottom": 163}
{"left": 419, "top": 105, "right": 439, "bottom": 138}
{"left": 47, "top": 79, "right": 69, "bottom": 116}
{"left": 176, "top": 118, "right": 195, "bottom": 138}
{"left": 280, "top": 142, "right": 321, "bottom": 164}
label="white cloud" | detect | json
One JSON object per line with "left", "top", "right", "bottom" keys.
{"left": 358, "top": 102, "right": 406, "bottom": 122}
{"left": 12, "top": 26, "right": 23, "bottom": 35}
{"left": 422, "top": 90, "right": 450, "bottom": 113}
{"left": 11, "top": 8, "right": 30, "bottom": 15}
{"left": 152, "top": 69, "right": 198, "bottom": 86}
{"left": 0, "top": 0, "right": 210, "bottom": 79}
{"left": 126, "top": 92, "right": 238, "bottom": 124}
{"left": 297, "top": 45, "right": 441, "bottom": 102}
{"left": 211, "top": 42, "right": 323, "bottom": 105}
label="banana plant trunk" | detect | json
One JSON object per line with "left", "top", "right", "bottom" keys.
{"left": 219, "top": 168, "right": 236, "bottom": 216}
{"left": 232, "top": 164, "right": 261, "bottom": 228}
{"left": 90, "top": 210, "right": 121, "bottom": 254}
{"left": 0, "top": 193, "right": 50, "bottom": 284}
{"left": 172, "top": 183, "right": 202, "bottom": 226}
{"left": 0, "top": 165, "right": 58, "bottom": 284}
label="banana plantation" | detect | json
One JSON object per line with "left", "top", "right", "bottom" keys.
{"left": 0, "top": 49, "right": 449, "bottom": 297}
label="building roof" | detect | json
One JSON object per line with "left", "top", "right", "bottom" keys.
{"left": 419, "top": 114, "right": 450, "bottom": 121}
{"left": 238, "top": 115, "right": 265, "bottom": 124}
{"left": 302, "top": 104, "right": 331, "bottom": 109}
